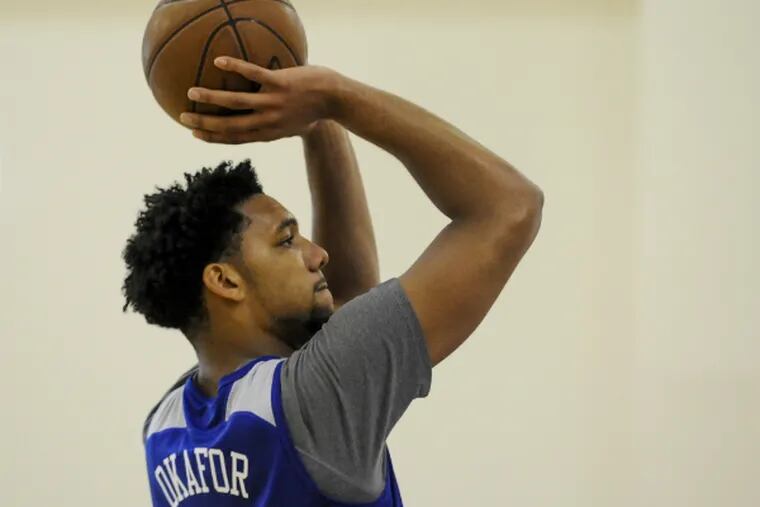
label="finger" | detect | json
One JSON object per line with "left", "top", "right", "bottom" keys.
{"left": 192, "top": 128, "right": 287, "bottom": 144}
{"left": 187, "top": 87, "right": 274, "bottom": 110}
{"left": 180, "top": 111, "right": 279, "bottom": 134}
{"left": 214, "top": 57, "right": 278, "bottom": 86}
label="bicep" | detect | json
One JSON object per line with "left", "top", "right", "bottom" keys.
{"left": 399, "top": 214, "right": 541, "bottom": 366}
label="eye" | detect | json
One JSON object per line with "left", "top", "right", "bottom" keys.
{"left": 281, "top": 235, "right": 294, "bottom": 247}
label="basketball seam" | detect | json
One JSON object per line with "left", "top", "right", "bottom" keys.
{"left": 147, "top": 5, "right": 223, "bottom": 79}
{"left": 219, "top": 0, "right": 250, "bottom": 62}
{"left": 146, "top": 0, "right": 294, "bottom": 80}
{"left": 191, "top": 21, "right": 232, "bottom": 113}
{"left": 234, "top": 17, "right": 302, "bottom": 66}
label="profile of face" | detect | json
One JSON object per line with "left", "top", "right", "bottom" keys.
{"left": 204, "top": 193, "right": 333, "bottom": 352}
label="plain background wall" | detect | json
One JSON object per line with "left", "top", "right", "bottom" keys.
{"left": 632, "top": 1, "right": 759, "bottom": 505}
{"left": 0, "top": 0, "right": 756, "bottom": 505}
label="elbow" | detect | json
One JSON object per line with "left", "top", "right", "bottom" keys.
{"left": 528, "top": 188, "right": 545, "bottom": 238}
{"left": 503, "top": 183, "right": 544, "bottom": 224}
{"left": 496, "top": 185, "right": 544, "bottom": 244}
{"left": 525, "top": 184, "right": 545, "bottom": 216}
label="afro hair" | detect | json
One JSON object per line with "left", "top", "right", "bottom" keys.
{"left": 121, "top": 159, "right": 264, "bottom": 337}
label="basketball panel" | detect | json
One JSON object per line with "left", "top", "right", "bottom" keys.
{"left": 194, "top": 25, "right": 257, "bottom": 116}
{"left": 227, "top": 1, "right": 307, "bottom": 65}
{"left": 236, "top": 21, "right": 299, "bottom": 71}
{"left": 148, "top": 10, "right": 230, "bottom": 122}
{"left": 142, "top": 0, "right": 221, "bottom": 76}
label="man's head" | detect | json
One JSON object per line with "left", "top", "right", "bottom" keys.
{"left": 121, "top": 160, "right": 333, "bottom": 355}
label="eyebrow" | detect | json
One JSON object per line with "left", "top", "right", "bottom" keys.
{"left": 274, "top": 217, "right": 298, "bottom": 235}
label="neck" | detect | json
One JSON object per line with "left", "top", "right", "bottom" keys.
{"left": 192, "top": 330, "right": 294, "bottom": 398}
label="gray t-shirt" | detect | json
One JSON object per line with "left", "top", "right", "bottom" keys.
{"left": 279, "top": 277, "right": 433, "bottom": 503}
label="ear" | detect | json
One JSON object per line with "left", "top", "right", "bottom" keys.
{"left": 202, "top": 263, "right": 246, "bottom": 302}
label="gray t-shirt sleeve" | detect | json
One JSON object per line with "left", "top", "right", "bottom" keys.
{"left": 279, "top": 277, "right": 433, "bottom": 503}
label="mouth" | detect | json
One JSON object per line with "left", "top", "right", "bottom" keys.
{"left": 316, "top": 284, "right": 329, "bottom": 292}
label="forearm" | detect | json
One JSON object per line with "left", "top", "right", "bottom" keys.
{"left": 301, "top": 119, "right": 380, "bottom": 302}
{"left": 324, "top": 73, "right": 542, "bottom": 223}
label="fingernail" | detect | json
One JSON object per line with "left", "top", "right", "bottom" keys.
{"left": 215, "top": 57, "right": 227, "bottom": 68}
{"left": 179, "top": 113, "right": 190, "bottom": 125}
{"left": 188, "top": 88, "right": 199, "bottom": 100}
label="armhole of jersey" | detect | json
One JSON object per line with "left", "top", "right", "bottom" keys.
{"left": 270, "top": 361, "right": 395, "bottom": 507}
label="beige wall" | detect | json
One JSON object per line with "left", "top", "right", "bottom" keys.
{"left": 0, "top": 0, "right": 756, "bottom": 506}
{"left": 631, "top": 0, "right": 760, "bottom": 505}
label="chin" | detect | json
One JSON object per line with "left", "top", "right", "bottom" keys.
{"left": 316, "top": 301, "right": 334, "bottom": 317}
{"left": 313, "top": 291, "right": 334, "bottom": 316}
{"left": 301, "top": 306, "right": 331, "bottom": 339}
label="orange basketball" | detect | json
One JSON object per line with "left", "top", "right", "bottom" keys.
{"left": 142, "top": 0, "right": 308, "bottom": 123}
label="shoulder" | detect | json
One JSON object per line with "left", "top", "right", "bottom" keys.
{"left": 142, "top": 364, "right": 198, "bottom": 444}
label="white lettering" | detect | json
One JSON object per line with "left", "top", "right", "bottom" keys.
{"left": 193, "top": 448, "right": 211, "bottom": 493}
{"left": 229, "top": 451, "right": 249, "bottom": 498}
{"left": 163, "top": 453, "right": 189, "bottom": 502}
{"left": 154, "top": 467, "right": 179, "bottom": 507}
{"left": 208, "top": 448, "right": 230, "bottom": 493}
{"left": 182, "top": 450, "right": 202, "bottom": 496}
{"left": 153, "top": 447, "right": 249, "bottom": 505}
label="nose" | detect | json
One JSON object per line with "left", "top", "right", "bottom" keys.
{"left": 307, "top": 241, "right": 329, "bottom": 271}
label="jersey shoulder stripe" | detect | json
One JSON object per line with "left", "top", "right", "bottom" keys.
{"left": 142, "top": 364, "right": 198, "bottom": 444}
{"left": 225, "top": 358, "right": 284, "bottom": 426}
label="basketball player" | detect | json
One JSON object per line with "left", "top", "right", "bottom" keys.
{"left": 122, "top": 57, "right": 543, "bottom": 506}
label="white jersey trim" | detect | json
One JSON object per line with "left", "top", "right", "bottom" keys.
{"left": 145, "top": 385, "right": 186, "bottom": 438}
{"left": 225, "top": 358, "right": 284, "bottom": 427}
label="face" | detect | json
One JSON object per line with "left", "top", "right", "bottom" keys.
{"left": 234, "top": 194, "right": 333, "bottom": 350}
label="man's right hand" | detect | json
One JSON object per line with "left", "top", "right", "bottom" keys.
{"left": 178, "top": 57, "right": 340, "bottom": 144}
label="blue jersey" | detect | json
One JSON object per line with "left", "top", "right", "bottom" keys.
{"left": 143, "top": 279, "right": 432, "bottom": 506}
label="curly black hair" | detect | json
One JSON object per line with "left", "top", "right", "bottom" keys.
{"left": 121, "top": 159, "right": 264, "bottom": 338}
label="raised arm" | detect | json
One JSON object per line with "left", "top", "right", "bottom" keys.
{"left": 328, "top": 75, "right": 544, "bottom": 366}
{"left": 301, "top": 120, "right": 380, "bottom": 308}
{"left": 179, "top": 59, "right": 543, "bottom": 367}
